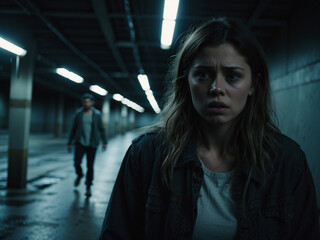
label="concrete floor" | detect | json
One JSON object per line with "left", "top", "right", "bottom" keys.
{"left": 0, "top": 130, "right": 142, "bottom": 240}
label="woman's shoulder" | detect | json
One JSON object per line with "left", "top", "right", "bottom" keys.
{"left": 125, "top": 130, "right": 168, "bottom": 164}
{"left": 131, "top": 130, "right": 166, "bottom": 150}
{"left": 126, "top": 130, "right": 167, "bottom": 186}
{"left": 271, "top": 132, "right": 306, "bottom": 173}
{"left": 272, "top": 132, "right": 304, "bottom": 156}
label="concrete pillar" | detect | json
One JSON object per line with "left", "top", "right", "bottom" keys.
{"left": 121, "top": 105, "right": 128, "bottom": 134}
{"left": 54, "top": 94, "right": 64, "bottom": 138}
{"left": 129, "top": 109, "right": 135, "bottom": 130}
{"left": 7, "top": 37, "right": 36, "bottom": 188}
{"left": 0, "top": 94, "right": 9, "bottom": 129}
{"left": 113, "top": 107, "right": 120, "bottom": 135}
{"left": 102, "top": 98, "right": 110, "bottom": 138}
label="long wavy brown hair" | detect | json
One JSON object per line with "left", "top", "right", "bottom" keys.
{"left": 155, "top": 17, "right": 279, "bottom": 195}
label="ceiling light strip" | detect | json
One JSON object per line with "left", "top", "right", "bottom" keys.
{"left": 56, "top": 68, "right": 83, "bottom": 83}
{"left": 90, "top": 85, "right": 108, "bottom": 96}
{"left": 0, "top": 37, "right": 27, "bottom": 56}
{"left": 113, "top": 94, "right": 144, "bottom": 113}
{"left": 137, "top": 74, "right": 161, "bottom": 114}
{"left": 160, "top": 0, "right": 180, "bottom": 49}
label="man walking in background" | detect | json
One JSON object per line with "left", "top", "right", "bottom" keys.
{"left": 68, "top": 93, "right": 107, "bottom": 197}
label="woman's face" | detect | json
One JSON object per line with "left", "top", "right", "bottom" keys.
{"left": 187, "top": 43, "right": 253, "bottom": 125}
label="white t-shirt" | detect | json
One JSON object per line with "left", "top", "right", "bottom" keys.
{"left": 192, "top": 161, "right": 237, "bottom": 240}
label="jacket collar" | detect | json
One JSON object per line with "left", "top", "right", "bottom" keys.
{"left": 239, "top": 154, "right": 264, "bottom": 183}
{"left": 174, "top": 135, "right": 264, "bottom": 183}
{"left": 79, "top": 106, "right": 98, "bottom": 114}
{"left": 174, "top": 135, "right": 198, "bottom": 168}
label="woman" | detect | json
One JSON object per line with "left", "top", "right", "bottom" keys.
{"left": 100, "top": 17, "right": 320, "bottom": 239}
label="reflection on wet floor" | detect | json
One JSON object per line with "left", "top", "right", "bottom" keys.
{"left": 31, "top": 175, "right": 65, "bottom": 190}
{"left": 0, "top": 130, "right": 142, "bottom": 240}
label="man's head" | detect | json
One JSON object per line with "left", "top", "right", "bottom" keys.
{"left": 81, "top": 93, "right": 94, "bottom": 111}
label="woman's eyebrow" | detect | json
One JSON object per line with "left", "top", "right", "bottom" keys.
{"left": 221, "top": 66, "right": 245, "bottom": 71}
{"left": 192, "top": 65, "right": 215, "bottom": 71}
{"left": 192, "top": 65, "right": 245, "bottom": 71}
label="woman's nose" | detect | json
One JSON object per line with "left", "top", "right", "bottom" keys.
{"left": 209, "top": 74, "right": 225, "bottom": 95}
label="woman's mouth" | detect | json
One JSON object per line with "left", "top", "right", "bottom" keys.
{"left": 207, "top": 101, "right": 228, "bottom": 113}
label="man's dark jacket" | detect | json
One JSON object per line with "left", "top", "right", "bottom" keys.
{"left": 68, "top": 107, "right": 107, "bottom": 148}
{"left": 100, "top": 131, "right": 320, "bottom": 239}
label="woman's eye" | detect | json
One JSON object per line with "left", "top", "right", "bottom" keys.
{"left": 227, "top": 73, "right": 240, "bottom": 81}
{"left": 194, "top": 71, "right": 211, "bottom": 80}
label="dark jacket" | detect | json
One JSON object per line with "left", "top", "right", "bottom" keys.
{"left": 68, "top": 107, "right": 107, "bottom": 148}
{"left": 100, "top": 131, "right": 320, "bottom": 239}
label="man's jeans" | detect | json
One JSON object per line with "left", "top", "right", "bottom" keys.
{"left": 74, "top": 144, "right": 97, "bottom": 186}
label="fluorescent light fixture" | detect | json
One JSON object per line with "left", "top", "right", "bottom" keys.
{"left": 132, "top": 103, "right": 144, "bottom": 113}
{"left": 136, "top": 107, "right": 145, "bottom": 113}
{"left": 137, "top": 74, "right": 150, "bottom": 91}
{"left": 122, "top": 98, "right": 129, "bottom": 105}
{"left": 119, "top": 97, "right": 145, "bottom": 113}
{"left": 125, "top": 99, "right": 132, "bottom": 107}
{"left": 145, "top": 89, "right": 153, "bottom": 96}
{"left": 56, "top": 68, "right": 83, "bottom": 83}
{"left": 0, "top": 37, "right": 27, "bottom": 56}
{"left": 147, "top": 95, "right": 161, "bottom": 114}
{"left": 160, "top": 20, "right": 176, "bottom": 49}
{"left": 90, "top": 85, "right": 108, "bottom": 96}
{"left": 163, "top": 0, "right": 180, "bottom": 20}
{"left": 113, "top": 93, "right": 123, "bottom": 101}
{"left": 128, "top": 102, "right": 134, "bottom": 108}
{"left": 133, "top": 104, "right": 139, "bottom": 110}
{"left": 160, "top": 0, "right": 179, "bottom": 49}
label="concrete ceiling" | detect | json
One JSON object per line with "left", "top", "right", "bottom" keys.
{"left": 0, "top": 0, "right": 303, "bottom": 112}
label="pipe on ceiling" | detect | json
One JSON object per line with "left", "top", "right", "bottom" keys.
{"left": 14, "top": 0, "right": 127, "bottom": 95}
{"left": 123, "top": 0, "right": 144, "bottom": 74}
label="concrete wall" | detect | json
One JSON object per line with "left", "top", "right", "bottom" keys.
{"left": 0, "top": 92, "right": 9, "bottom": 129}
{"left": 106, "top": 100, "right": 158, "bottom": 136}
{"left": 0, "top": 77, "right": 156, "bottom": 137}
{"left": 108, "top": 102, "right": 120, "bottom": 137}
{"left": 30, "top": 85, "right": 69, "bottom": 133}
{"left": 0, "top": 79, "right": 10, "bottom": 129}
{"left": 30, "top": 94, "right": 56, "bottom": 133}
{"left": 63, "top": 96, "right": 81, "bottom": 134}
{"left": 266, "top": 0, "right": 320, "bottom": 206}
{"left": 135, "top": 111, "right": 158, "bottom": 129}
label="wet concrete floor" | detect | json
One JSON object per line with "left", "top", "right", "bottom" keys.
{"left": 0, "top": 130, "right": 142, "bottom": 240}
